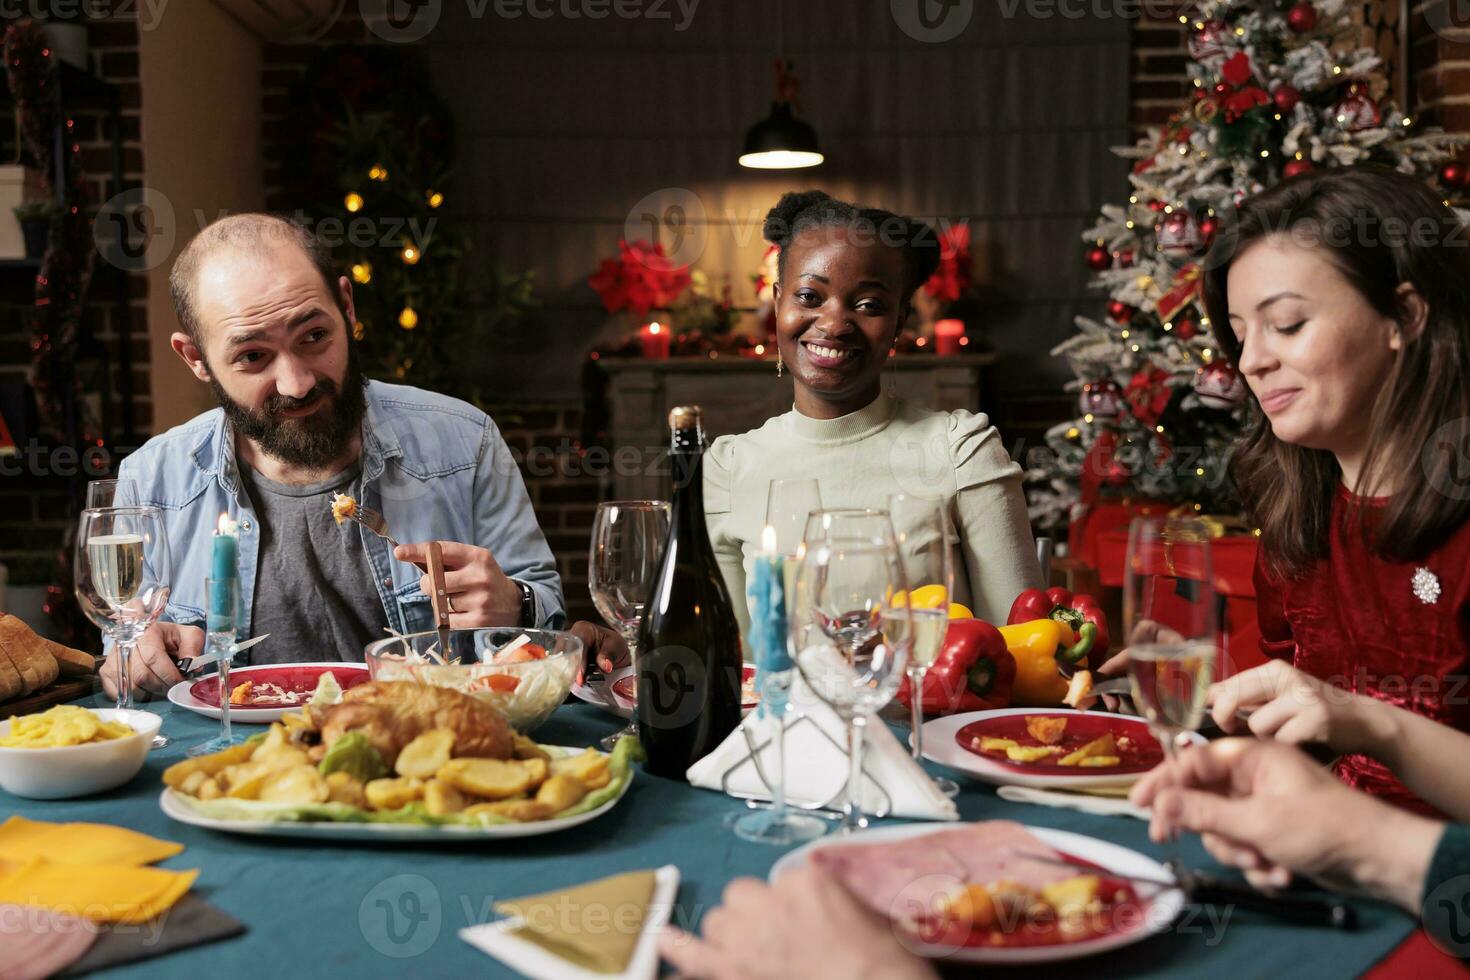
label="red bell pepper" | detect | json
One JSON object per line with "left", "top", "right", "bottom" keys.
{"left": 898, "top": 619, "right": 1015, "bottom": 715}
{"left": 1007, "top": 586, "right": 1111, "bottom": 668}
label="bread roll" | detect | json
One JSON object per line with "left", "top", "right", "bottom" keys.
{"left": 42, "top": 638, "right": 96, "bottom": 677}
{"left": 0, "top": 614, "right": 61, "bottom": 701}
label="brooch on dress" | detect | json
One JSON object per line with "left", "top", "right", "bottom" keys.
{"left": 1412, "top": 567, "right": 1442, "bottom": 605}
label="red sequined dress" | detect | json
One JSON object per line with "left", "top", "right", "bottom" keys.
{"left": 1255, "top": 486, "right": 1470, "bottom": 815}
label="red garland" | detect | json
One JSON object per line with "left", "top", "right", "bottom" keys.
{"left": 1126, "top": 366, "right": 1173, "bottom": 427}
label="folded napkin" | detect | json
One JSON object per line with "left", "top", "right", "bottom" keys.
{"left": 0, "top": 816, "right": 183, "bottom": 867}
{"left": 460, "top": 865, "right": 679, "bottom": 980}
{"left": 0, "top": 904, "right": 98, "bottom": 980}
{"left": 0, "top": 858, "right": 198, "bottom": 924}
{"left": 687, "top": 654, "right": 958, "bottom": 821}
{"left": 60, "top": 893, "right": 247, "bottom": 976}
{"left": 997, "top": 785, "right": 1149, "bottom": 820}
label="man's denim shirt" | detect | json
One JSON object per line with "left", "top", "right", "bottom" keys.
{"left": 118, "top": 380, "right": 566, "bottom": 650}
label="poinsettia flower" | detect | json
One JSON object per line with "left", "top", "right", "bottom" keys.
{"left": 588, "top": 239, "right": 691, "bottom": 314}
{"left": 923, "top": 223, "right": 973, "bottom": 302}
{"left": 1221, "top": 51, "right": 1254, "bottom": 88}
{"left": 1224, "top": 86, "right": 1270, "bottom": 119}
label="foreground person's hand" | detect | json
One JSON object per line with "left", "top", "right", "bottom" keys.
{"left": 1207, "top": 659, "right": 1389, "bottom": 755}
{"left": 568, "top": 621, "right": 629, "bottom": 675}
{"left": 659, "top": 864, "right": 937, "bottom": 980}
{"left": 1130, "top": 739, "right": 1442, "bottom": 911}
{"left": 101, "top": 621, "right": 199, "bottom": 700}
{"left": 396, "top": 541, "right": 522, "bottom": 627}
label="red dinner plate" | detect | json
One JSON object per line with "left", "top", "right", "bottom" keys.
{"left": 611, "top": 664, "right": 759, "bottom": 709}
{"left": 189, "top": 664, "right": 371, "bottom": 708}
{"left": 956, "top": 712, "right": 1163, "bottom": 775}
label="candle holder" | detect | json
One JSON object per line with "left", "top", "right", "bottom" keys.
{"left": 934, "top": 318, "right": 965, "bottom": 356}
{"left": 188, "top": 576, "right": 246, "bottom": 757}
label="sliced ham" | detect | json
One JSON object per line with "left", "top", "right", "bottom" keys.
{"left": 0, "top": 904, "right": 98, "bottom": 980}
{"left": 810, "top": 821, "right": 1075, "bottom": 918}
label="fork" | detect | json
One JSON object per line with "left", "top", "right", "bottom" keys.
{"left": 342, "top": 501, "right": 402, "bottom": 551}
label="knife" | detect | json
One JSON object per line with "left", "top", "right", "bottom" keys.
{"left": 179, "top": 633, "right": 271, "bottom": 673}
{"left": 426, "top": 540, "right": 452, "bottom": 662}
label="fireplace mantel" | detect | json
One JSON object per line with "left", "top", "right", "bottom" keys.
{"left": 598, "top": 353, "right": 997, "bottom": 501}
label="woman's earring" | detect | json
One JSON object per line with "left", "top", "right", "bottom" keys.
{"left": 888, "top": 347, "right": 897, "bottom": 396}
{"left": 776, "top": 352, "right": 784, "bottom": 378}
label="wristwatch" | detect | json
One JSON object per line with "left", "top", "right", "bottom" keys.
{"left": 515, "top": 580, "right": 536, "bottom": 628}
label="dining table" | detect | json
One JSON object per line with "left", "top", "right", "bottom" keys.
{"left": 3, "top": 696, "right": 1457, "bottom": 978}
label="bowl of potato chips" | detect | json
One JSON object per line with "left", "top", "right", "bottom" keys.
{"left": 0, "top": 705, "right": 161, "bottom": 799}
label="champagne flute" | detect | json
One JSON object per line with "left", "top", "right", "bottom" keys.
{"left": 588, "top": 500, "right": 671, "bottom": 749}
{"left": 765, "top": 478, "right": 821, "bottom": 556}
{"left": 74, "top": 507, "right": 171, "bottom": 714}
{"left": 887, "top": 493, "right": 958, "bottom": 798}
{"left": 1124, "top": 516, "right": 1217, "bottom": 867}
{"left": 86, "top": 478, "right": 138, "bottom": 509}
{"left": 790, "top": 509, "right": 910, "bottom": 833}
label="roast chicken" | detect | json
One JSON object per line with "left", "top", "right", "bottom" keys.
{"left": 308, "top": 681, "right": 514, "bottom": 767}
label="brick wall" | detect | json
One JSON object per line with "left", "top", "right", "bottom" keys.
{"left": 0, "top": 13, "right": 147, "bottom": 594}
{"left": 1130, "top": 3, "right": 1189, "bottom": 138}
{"left": 1411, "top": 0, "right": 1470, "bottom": 131}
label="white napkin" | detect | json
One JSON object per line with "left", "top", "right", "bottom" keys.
{"left": 458, "top": 865, "right": 680, "bottom": 980}
{"left": 687, "top": 650, "right": 957, "bottom": 822}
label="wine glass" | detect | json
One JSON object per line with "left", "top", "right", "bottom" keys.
{"left": 887, "top": 493, "right": 958, "bottom": 798}
{"left": 790, "top": 509, "right": 910, "bottom": 833}
{"left": 188, "top": 577, "right": 247, "bottom": 756}
{"left": 85, "top": 478, "right": 138, "bottom": 509}
{"left": 74, "top": 507, "right": 171, "bottom": 713}
{"left": 765, "top": 478, "right": 821, "bottom": 556}
{"left": 1124, "top": 516, "right": 1217, "bottom": 866}
{"left": 588, "top": 500, "right": 671, "bottom": 749}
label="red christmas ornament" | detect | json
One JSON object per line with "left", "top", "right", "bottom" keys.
{"left": 1333, "top": 82, "right": 1381, "bottom": 132}
{"left": 1116, "top": 248, "right": 1136, "bottom": 268}
{"left": 1086, "top": 245, "right": 1113, "bottom": 271}
{"left": 1286, "top": 2, "right": 1318, "bottom": 33}
{"left": 1174, "top": 318, "right": 1199, "bottom": 340}
{"left": 1283, "top": 159, "right": 1314, "bottom": 179}
{"left": 1103, "top": 457, "right": 1133, "bottom": 489}
{"left": 1213, "top": 82, "right": 1231, "bottom": 98}
{"left": 1156, "top": 210, "right": 1206, "bottom": 266}
{"left": 1108, "top": 300, "right": 1135, "bottom": 323}
{"left": 1148, "top": 200, "right": 1167, "bottom": 213}
{"left": 1199, "top": 216, "right": 1220, "bottom": 244}
{"left": 1272, "top": 84, "right": 1301, "bottom": 113}
{"left": 1440, "top": 161, "right": 1469, "bottom": 188}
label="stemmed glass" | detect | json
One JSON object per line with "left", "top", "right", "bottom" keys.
{"left": 765, "top": 478, "right": 821, "bottom": 555}
{"left": 74, "top": 507, "right": 171, "bottom": 714}
{"left": 188, "top": 577, "right": 247, "bottom": 756}
{"left": 888, "top": 493, "right": 959, "bottom": 798}
{"left": 789, "top": 509, "right": 910, "bottom": 833}
{"left": 86, "top": 478, "right": 138, "bottom": 509}
{"left": 588, "top": 500, "right": 671, "bottom": 750}
{"left": 1124, "top": 516, "right": 1217, "bottom": 866}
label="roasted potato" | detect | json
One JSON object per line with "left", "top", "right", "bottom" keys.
{"left": 424, "top": 778, "right": 465, "bottom": 816}
{"left": 394, "top": 728, "right": 456, "bottom": 780}
{"left": 325, "top": 771, "right": 367, "bottom": 808}
{"left": 511, "top": 733, "right": 551, "bottom": 762}
{"left": 1005, "top": 745, "right": 1064, "bottom": 763}
{"left": 196, "top": 777, "right": 223, "bottom": 801}
{"left": 254, "top": 743, "right": 312, "bottom": 771}
{"left": 162, "top": 742, "right": 256, "bottom": 789}
{"left": 178, "top": 770, "right": 209, "bottom": 796}
{"left": 437, "top": 757, "right": 548, "bottom": 800}
{"left": 548, "top": 749, "right": 610, "bottom": 790}
{"left": 975, "top": 737, "right": 1018, "bottom": 753}
{"left": 1026, "top": 716, "right": 1068, "bottom": 745}
{"left": 222, "top": 763, "right": 274, "bottom": 800}
{"left": 1059, "top": 734, "right": 1118, "bottom": 767}
{"left": 464, "top": 799, "right": 551, "bottom": 822}
{"left": 365, "top": 776, "right": 425, "bottom": 811}
{"left": 258, "top": 765, "right": 330, "bottom": 805}
{"left": 533, "top": 773, "right": 586, "bottom": 813}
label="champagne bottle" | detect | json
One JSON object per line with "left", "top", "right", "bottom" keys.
{"left": 635, "top": 405, "right": 744, "bottom": 779}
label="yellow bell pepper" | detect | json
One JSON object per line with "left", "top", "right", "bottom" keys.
{"left": 999, "top": 619, "right": 1089, "bottom": 706}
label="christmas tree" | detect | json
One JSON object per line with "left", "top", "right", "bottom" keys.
{"left": 1028, "top": 0, "right": 1465, "bottom": 539}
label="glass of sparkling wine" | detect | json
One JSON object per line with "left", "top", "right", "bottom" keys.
{"left": 74, "top": 507, "right": 171, "bottom": 711}
{"left": 886, "top": 493, "right": 958, "bottom": 798}
{"left": 588, "top": 500, "right": 671, "bottom": 749}
{"left": 1123, "top": 517, "right": 1217, "bottom": 863}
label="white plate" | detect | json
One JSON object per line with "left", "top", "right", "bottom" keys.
{"left": 158, "top": 746, "right": 633, "bottom": 841}
{"left": 770, "top": 823, "right": 1184, "bottom": 965}
{"left": 918, "top": 708, "right": 1205, "bottom": 790}
{"left": 166, "top": 662, "right": 370, "bottom": 724}
{"left": 571, "top": 666, "right": 633, "bottom": 720}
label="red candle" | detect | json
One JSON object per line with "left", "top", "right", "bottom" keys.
{"left": 934, "top": 318, "right": 965, "bottom": 356}
{"left": 639, "top": 321, "right": 671, "bottom": 359}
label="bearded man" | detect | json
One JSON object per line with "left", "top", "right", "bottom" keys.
{"left": 103, "top": 214, "right": 622, "bottom": 698}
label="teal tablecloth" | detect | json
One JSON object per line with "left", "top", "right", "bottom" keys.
{"left": 4, "top": 700, "right": 1416, "bottom": 978}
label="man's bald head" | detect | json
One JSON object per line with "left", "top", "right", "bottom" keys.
{"left": 169, "top": 213, "right": 338, "bottom": 351}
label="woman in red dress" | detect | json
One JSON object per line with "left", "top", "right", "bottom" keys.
{"left": 1194, "top": 166, "right": 1470, "bottom": 818}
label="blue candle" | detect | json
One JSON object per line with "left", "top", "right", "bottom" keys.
{"left": 209, "top": 513, "right": 239, "bottom": 628}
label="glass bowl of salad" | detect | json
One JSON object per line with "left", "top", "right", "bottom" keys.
{"left": 363, "top": 627, "right": 583, "bottom": 734}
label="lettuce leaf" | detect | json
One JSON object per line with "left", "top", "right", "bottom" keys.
{"left": 317, "top": 732, "right": 389, "bottom": 783}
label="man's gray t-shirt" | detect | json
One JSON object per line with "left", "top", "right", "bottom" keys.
{"left": 239, "top": 461, "right": 388, "bottom": 664}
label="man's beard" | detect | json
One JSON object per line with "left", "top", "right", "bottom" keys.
{"left": 210, "top": 345, "right": 366, "bottom": 470}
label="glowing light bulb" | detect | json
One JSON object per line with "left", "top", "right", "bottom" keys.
{"left": 399, "top": 307, "right": 418, "bottom": 330}
{"left": 344, "top": 193, "right": 364, "bottom": 213}
{"left": 351, "top": 262, "right": 372, "bottom": 284}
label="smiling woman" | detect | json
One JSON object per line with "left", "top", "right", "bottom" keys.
{"left": 705, "top": 191, "right": 1044, "bottom": 643}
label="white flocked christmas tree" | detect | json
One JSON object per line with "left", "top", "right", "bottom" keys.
{"left": 1029, "top": 0, "right": 1465, "bottom": 539}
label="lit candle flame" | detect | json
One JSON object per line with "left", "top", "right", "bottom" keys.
{"left": 648, "top": 322, "right": 662, "bottom": 335}
{"left": 761, "top": 525, "right": 778, "bottom": 553}
{"left": 216, "top": 512, "right": 239, "bottom": 537}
